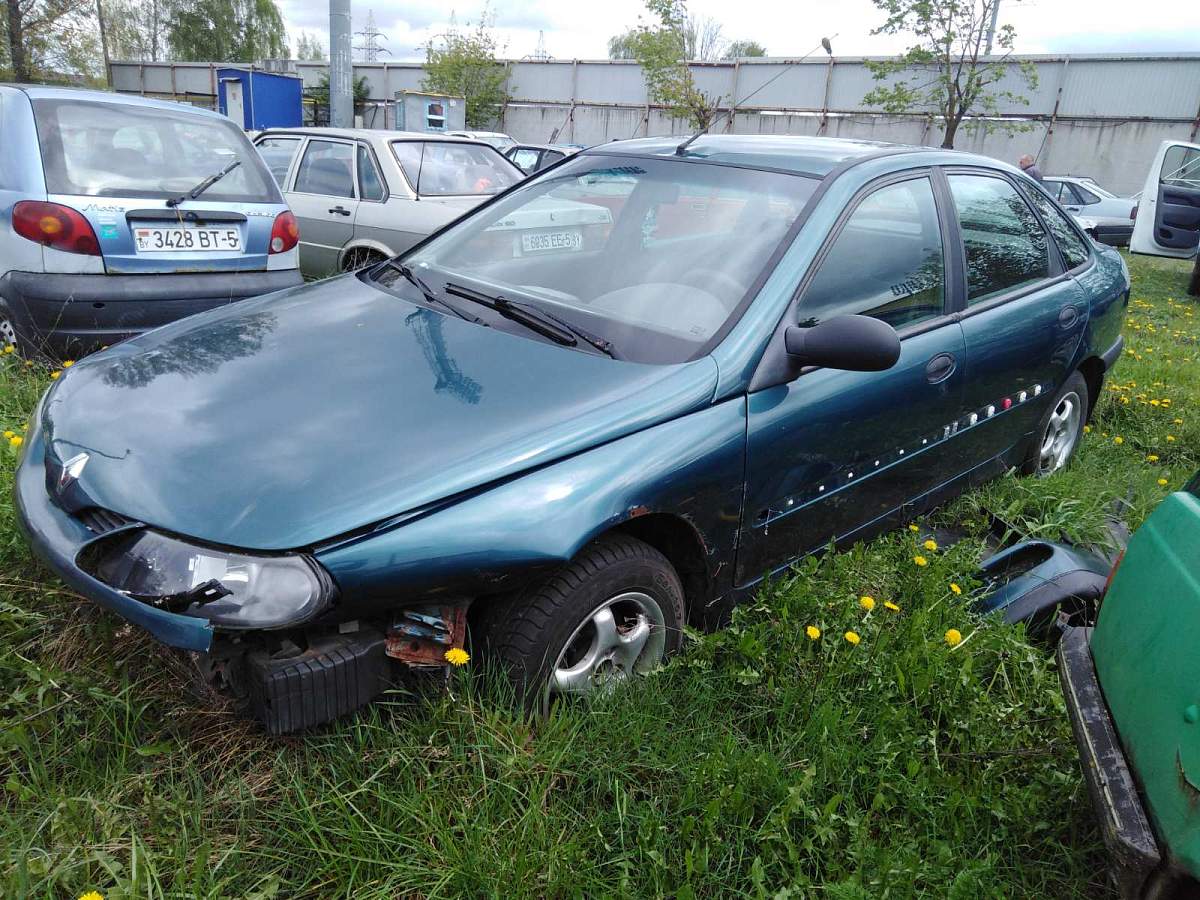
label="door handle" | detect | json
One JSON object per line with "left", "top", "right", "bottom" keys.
{"left": 1065, "top": 206, "right": 1081, "bottom": 212}
{"left": 925, "top": 352, "right": 956, "bottom": 384}
{"left": 328, "top": 206, "right": 351, "bottom": 216}
{"left": 1058, "top": 305, "right": 1080, "bottom": 328}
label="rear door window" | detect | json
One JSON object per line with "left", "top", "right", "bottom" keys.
{"left": 257, "top": 137, "right": 302, "bottom": 187}
{"left": 947, "top": 174, "right": 1050, "bottom": 305}
{"left": 294, "top": 140, "right": 355, "bottom": 199}
{"left": 391, "top": 141, "right": 422, "bottom": 191}
{"left": 1162, "top": 145, "right": 1200, "bottom": 188}
{"left": 799, "top": 177, "right": 946, "bottom": 330}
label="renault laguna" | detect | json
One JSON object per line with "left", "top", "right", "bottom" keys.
{"left": 14, "top": 135, "right": 1130, "bottom": 732}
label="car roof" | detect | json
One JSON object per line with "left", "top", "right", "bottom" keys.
{"left": 0, "top": 84, "right": 232, "bottom": 120}
{"left": 584, "top": 134, "right": 953, "bottom": 178}
{"left": 258, "top": 126, "right": 489, "bottom": 144}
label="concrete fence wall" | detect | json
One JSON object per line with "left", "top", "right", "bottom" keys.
{"left": 110, "top": 54, "right": 1200, "bottom": 195}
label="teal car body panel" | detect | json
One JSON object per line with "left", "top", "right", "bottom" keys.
{"left": 14, "top": 135, "right": 1132, "bottom": 650}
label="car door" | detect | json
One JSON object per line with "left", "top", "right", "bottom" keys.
{"left": 286, "top": 137, "right": 360, "bottom": 278}
{"left": 1130, "top": 140, "right": 1200, "bottom": 259}
{"left": 738, "top": 173, "right": 969, "bottom": 583}
{"left": 945, "top": 170, "right": 1090, "bottom": 472}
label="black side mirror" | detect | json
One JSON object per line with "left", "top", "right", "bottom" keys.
{"left": 784, "top": 314, "right": 901, "bottom": 372}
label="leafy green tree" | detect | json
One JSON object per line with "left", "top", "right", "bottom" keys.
{"left": 607, "top": 29, "right": 637, "bottom": 60}
{"left": 863, "top": 0, "right": 1037, "bottom": 148}
{"left": 3, "top": 0, "right": 99, "bottom": 81}
{"left": 102, "top": 0, "right": 170, "bottom": 61}
{"left": 309, "top": 71, "right": 368, "bottom": 106}
{"left": 295, "top": 30, "right": 323, "bottom": 60}
{"left": 624, "top": 0, "right": 720, "bottom": 130}
{"left": 421, "top": 10, "right": 509, "bottom": 129}
{"left": 723, "top": 39, "right": 765, "bottom": 59}
{"left": 167, "top": 0, "right": 287, "bottom": 62}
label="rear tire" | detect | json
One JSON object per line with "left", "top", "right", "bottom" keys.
{"left": 1188, "top": 253, "right": 1200, "bottom": 298}
{"left": 1021, "top": 371, "right": 1089, "bottom": 476}
{"left": 475, "top": 534, "right": 685, "bottom": 715}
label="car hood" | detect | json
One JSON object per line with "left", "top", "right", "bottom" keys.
{"left": 42, "top": 275, "right": 719, "bottom": 550}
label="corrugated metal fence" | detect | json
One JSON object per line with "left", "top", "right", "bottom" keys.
{"left": 110, "top": 54, "right": 1200, "bottom": 194}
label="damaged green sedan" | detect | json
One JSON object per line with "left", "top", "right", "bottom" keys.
{"left": 14, "top": 135, "right": 1129, "bottom": 732}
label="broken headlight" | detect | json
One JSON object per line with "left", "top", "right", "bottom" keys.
{"left": 80, "top": 529, "right": 334, "bottom": 629}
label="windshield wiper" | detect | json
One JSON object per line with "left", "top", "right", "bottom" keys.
{"left": 445, "top": 282, "right": 617, "bottom": 357}
{"left": 380, "top": 261, "right": 482, "bottom": 323}
{"left": 166, "top": 159, "right": 242, "bottom": 208}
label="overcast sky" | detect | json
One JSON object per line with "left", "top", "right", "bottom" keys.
{"left": 277, "top": 0, "right": 1200, "bottom": 61}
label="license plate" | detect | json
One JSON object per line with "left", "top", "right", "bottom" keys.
{"left": 521, "top": 229, "right": 582, "bottom": 254}
{"left": 133, "top": 226, "right": 242, "bottom": 253}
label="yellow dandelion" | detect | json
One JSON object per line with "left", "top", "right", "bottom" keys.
{"left": 1114, "top": 436, "right": 1124, "bottom": 445}
{"left": 859, "top": 595, "right": 876, "bottom": 612}
{"left": 1158, "top": 478, "right": 1169, "bottom": 487}
{"left": 1147, "top": 454, "right": 1159, "bottom": 462}
{"left": 913, "top": 555, "right": 928, "bottom": 567}
{"left": 844, "top": 631, "right": 861, "bottom": 646}
{"left": 923, "top": 539, "right": 938, "bottom": 552}
{"left": 1174, "top": 418, "right": 1183, "bottom": 425}
{"left": 1167, "top": 435, "right": 1176, "bottom": 442}
{"left": 23, "top": 360, "right": 32, "bottom": 367}
{"left": 908, "top": 524, "right": 919, "bottom": 533}
{"left": 50, "top": 370, "right": 61, "bottom": 379}
{"left": 444, "top": 647, "right": 470, "bottom": 666}
{"left": 77, "top": 893, "right": 103, "bottom": 900}
{"left": 2, "top": 431, "right": 11, "bottom": 439}
{"left": 950, "top": 582, "right": 962, "bottom": 596}
{"left": 9, "top": 435, "right": 22, "bottom": 448}
{"left": 62, "top": 359, "right": 75, "bottom": 367}
{"left": 806, "top": 625, "right": 821, "bottom": 640}
{"left": 884, "top": 600, "right": 901, "bottom": 612}
{"left": 945, "top": 629, "right": 963, "bottom": 647}
{"left": 2, "top": 345, "right": 12, "bottom": 354}
{"left": 1083, "top": 425, "right": 1091, "bottom": 433}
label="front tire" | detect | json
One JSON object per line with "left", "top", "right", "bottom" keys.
{"left": 1021, "top": 371, "right": 1089, "bottom": 476}
{"left": 476, "top": 534, "right": 685, "bottom": 715}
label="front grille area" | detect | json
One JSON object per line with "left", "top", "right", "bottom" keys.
{"left": 77, "top": 507, "right": 133, "bottom": 536}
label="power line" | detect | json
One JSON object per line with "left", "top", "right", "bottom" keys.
{"left": 354, "top": 10, "right": 390, "bottom": 62}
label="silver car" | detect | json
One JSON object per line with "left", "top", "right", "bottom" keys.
{"left": 253, "top": 128, "right": 523, "bottom": 277}
{"left": 1043, "top": 176, "right": 1136, "bottom": 246}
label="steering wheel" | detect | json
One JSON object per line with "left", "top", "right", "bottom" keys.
{"left": 680, "top": 268, "right": 745, "bottom": 302}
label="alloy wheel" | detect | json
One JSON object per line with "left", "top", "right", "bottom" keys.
{"left": 1038, "top": 390, "right": 1083, "bottom": 475}
{"left": 543, "top": 591, "right": 666, "bottom": 714}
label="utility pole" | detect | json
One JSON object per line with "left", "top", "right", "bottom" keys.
{"left": 329, "top": 0, "right": 352, "bottom": 127}
{"left": 984, "top": 0, "right": 1001, "bottom": 55}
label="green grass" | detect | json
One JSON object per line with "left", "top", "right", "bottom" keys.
{"left": 1, "top": 253, "right": 1196, "bottom": 898}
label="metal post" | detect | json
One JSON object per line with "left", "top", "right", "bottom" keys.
{"left": 727, "top": 61, "right": 740, "bottom": 132}
{"left": 985, "top": 0, "right": 1001, "bottom": 56}
{"left": 329, "top": 0, "right": 353, "bottom": 128}
{"left": 818, "top": 56, "right": 835, "bottom": 134}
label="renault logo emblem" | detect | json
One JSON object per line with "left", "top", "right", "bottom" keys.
{"left": 57, "top": 452, "right": 89, "bottom": 491}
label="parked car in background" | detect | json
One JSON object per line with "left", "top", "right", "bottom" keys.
{"left": 1043, "top": 175, "right": 1137, "bottom": 246}
{"left": 16, "top": 135, "right": 1129, "bottom": 733}
{"left": 253, "top": 127, "right": 523, "bottom": 277}
{"left": 447, "top": 130, "right": 516, "bottom": 152}
{"left": 0, "top": 86, "right": 301, "bottom": 358}
{"left": 1131, "top": 139, "right": 1200, "bottom": 296}
{"left": 1059, "top": 472, "right": 1200, "bottom": 899}
{"left": 504, "top": 143, "right": 583, "bottom": 174}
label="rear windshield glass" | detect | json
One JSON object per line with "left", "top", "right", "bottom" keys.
{"left": 390, "top": 140, "right": 521, "bottom": 197}
{"left": 33, "top": 98, "right": 279, "bottom": 203}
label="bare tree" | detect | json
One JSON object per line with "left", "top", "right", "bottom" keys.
{"left": 681, "top": 13, "right": 723, "bottom": 60}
